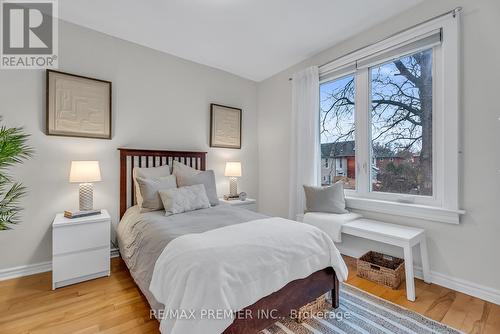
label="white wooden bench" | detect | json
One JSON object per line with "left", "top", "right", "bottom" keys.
{"left": 342, "top": 219, "right": 431, "bottom": 301}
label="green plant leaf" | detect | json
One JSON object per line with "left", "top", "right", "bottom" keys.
{"left": 0, "top": 117, "right": 33, "bottom": 230}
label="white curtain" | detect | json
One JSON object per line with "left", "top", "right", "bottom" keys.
{"left": 289, "top": 66, "right": 320, "bottom": 220}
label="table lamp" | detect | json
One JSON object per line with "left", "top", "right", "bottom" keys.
{"left": 224, "top": 162, "right": 241, "bottom": 197}
{"left": 69, "top": 161, "right": 101, "bottom": 211}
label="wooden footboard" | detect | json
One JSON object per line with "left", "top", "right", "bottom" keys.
{"left": 222, "top": 267, "right": 339, "bottom": 334}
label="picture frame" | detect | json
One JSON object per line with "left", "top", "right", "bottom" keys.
{"left": 210, "top": 103, "right": 242, "bottom": 149}
{"left": 46, "top": 70, "right": 112, "bottom": 139}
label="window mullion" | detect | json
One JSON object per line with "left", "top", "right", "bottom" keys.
{"left": 354, "top": 68, "right": 370, "bottom": 195}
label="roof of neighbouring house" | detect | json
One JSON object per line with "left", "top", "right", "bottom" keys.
{"left": 321, "top": 141, "right": 355, "bottom": 158}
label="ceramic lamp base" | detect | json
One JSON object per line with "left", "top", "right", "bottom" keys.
{"left": 79, "top": 183, "right": 94, "bottom": 211}
{"left": 229, "top": 177, "right": 238, "bottom": 197}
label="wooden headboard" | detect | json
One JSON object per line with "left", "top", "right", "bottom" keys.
{"left": 118, "top": 148, "right": 207, "bottom": 218}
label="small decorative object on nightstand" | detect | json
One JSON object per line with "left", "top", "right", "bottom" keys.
{"left": 238, "top": 192, "right": 247, "bottom": 201}
{"left": 69, "top": 161, "right": 102, "bottom": 211}
{"left": 219, "top": 197, "right": 257, "bottom": 212}
{"left": 52, "top": 209, "right": 111, "bottom": 289}
{"left": 224, "top": 161, "right": 241, "bottom": 199}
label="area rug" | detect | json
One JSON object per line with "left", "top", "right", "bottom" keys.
{"left": 263, "top": 284, "right": 463, "bottom": 334}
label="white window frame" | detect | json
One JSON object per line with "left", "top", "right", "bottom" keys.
{"left": 318, "top": 12, "right": 464, "bottom": 224}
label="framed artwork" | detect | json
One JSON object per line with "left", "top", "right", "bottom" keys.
{"left": 210, "top": 104, "right": 242, "bottom": 149}
{"left": 46, "top": 70, "right": 112, "bottom": 139}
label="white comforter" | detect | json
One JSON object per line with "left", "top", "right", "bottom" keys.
{"left": 149, "top": 217, "right": 348, "bottom": 334}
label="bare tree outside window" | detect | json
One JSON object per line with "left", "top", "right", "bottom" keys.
{"left": 319, "top": 48, "right": 433, "bottom": 196}
{"left": 371, "top": 49, "right": 433, "bottom": 196}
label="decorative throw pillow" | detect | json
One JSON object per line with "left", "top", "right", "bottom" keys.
{"left": 176, "top": 170, "right": 219, "bottom": 206}
{"left": 159, "top": 184, "right": 210, "bottom": 216}
{"left": 303, "top": 182, "right": 348, "bottom": 214}
{"left": 133, "top": 164, "right": 170, "bottom": 207}
{"left": 136, "top": 175, "right": 177, "bottom": 212}
{"left": 173, "top": 161, "right": 219, "bottom": 206}
{"left": 172, "top": 160, "right": 200, "bottom": 182}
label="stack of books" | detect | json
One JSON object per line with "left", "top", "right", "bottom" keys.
{"left": 64, "top": 209, "right": 102, "bottom": 219}
{"left": 223, "top": 194, "right": 240, "bottom": 201}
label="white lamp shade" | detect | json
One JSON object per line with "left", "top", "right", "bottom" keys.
{"left": 69, "top": 161, "right": 102, "bottom": 183}
{"left": 224, "top": 162, "right": 242, "bottom": 177}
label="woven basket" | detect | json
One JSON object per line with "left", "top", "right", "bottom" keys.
{"left": 357, "top": 251, "right": 405, "bottom": 289}
{"left": 293, "top": 295, "right": 327, "bottom": 323}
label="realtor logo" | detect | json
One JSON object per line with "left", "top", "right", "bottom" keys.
{"left": 1, "top": 0, "right": 58, "bottom": 69}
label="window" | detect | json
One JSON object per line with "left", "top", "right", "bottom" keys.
{"left": 316, "top": 13, "right": 462, "bottom": 223}
{"left": 370, "top": 49, "right": 433, "bottom": 196}
{"left": 319, "top": 74, "right": 356, "bottom": 189}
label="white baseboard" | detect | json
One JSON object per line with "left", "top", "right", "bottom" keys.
{"left": 0, "top": 248, "right": 120, "bottom": 282}
{"left": 0, "top": 261, "right": 52, "bottom": 281}
{"left": 337, "top": 245, "right": 500, "bottom": 305}
{"left": 336, "top": 245, "right": 366, "bottom": 259}
{"left": 412, "top": 265, "right": 500, "bottom": 305}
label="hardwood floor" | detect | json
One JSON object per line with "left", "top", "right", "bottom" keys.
{"left": 0, "top": 256, "right": 498, "bottom": 333}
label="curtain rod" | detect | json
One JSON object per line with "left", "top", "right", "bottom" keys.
{"left": 288, "top": 7, "right": 462, "bottom": 81}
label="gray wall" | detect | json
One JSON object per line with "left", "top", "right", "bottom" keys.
{"left": 0, "top": 20, "right": 259, "bottom": 269}
{"left": 257, "top": 0, "right": 500, "bottom": 291}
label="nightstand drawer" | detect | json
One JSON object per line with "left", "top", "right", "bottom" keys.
{"left": 53, "top": 247, "right": 110, "bottom": 284}
{"left": 53, "top": 221, "right": 110, "bottom": 255}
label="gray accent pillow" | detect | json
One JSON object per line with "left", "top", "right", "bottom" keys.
{"left": 159, "top": 184, "right": 211, "bottom": 216}
{"left": 303, "top": 182, "right": 348, "bottom": 214}
{"left": 176, "top": 169, "right": 219, "bottom": 207}
{"left": 172, "top": 160, "right": 199, "bottom": 182}
{"left": 133, "top": 164, "right": 170, "bottom": 206}
{"left": 136, "top": 175, "right": 177, "bottom": 212}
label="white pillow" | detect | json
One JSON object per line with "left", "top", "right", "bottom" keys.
{"left": 136, "top": 175, "right": 177, "bottom": 212}
{"left": 159, "top": 184, "right": 210, "bottom": 216}
{"left": 133, "top": 164, "right": 170, "bottom": 207}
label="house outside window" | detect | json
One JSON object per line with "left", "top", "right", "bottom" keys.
{"left": 320, "top": 75, "right": 356, "bottom": 190}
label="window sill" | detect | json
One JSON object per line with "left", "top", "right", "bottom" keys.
{"left": 345, "top": 196, "right": 465, "bottom": 224}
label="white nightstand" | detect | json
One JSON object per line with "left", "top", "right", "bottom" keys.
{"left": 52, "top": 210, "right": 111, "bottom": 289}
{"left": 219, "top": 198, "right": 257, "bottom": 212}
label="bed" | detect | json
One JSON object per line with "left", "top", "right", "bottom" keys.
{"left": 116, "top": 148, "right": 347, "bottom": 334}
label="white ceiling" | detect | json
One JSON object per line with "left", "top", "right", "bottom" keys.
{"left": 60, "top": 0, "right": 422, "bottom": 81}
